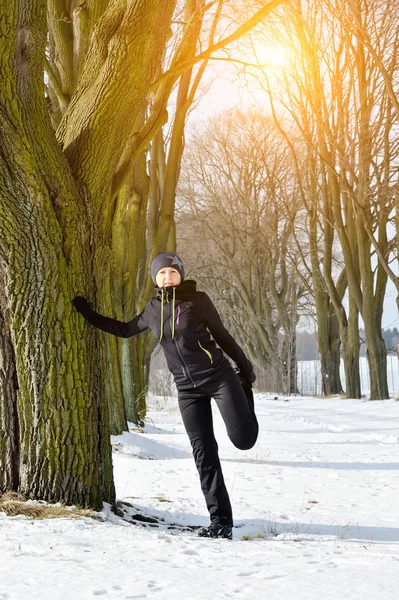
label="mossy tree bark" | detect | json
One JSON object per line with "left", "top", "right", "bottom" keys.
{"left": 0, "top": 0, "right": 114, "bottom": 506}
{"left": 0, "top": 288, "right": 19, "bottom": 491}
{"left": 0, "top": 0, "right": 178, "bottom": 502}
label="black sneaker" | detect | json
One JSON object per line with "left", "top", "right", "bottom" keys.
{"left": 197, "top": 523, "right": 233, "bottom": 539}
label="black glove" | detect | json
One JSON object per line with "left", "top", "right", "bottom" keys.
{"left": 234, "top": 367, "right": 256, "bottom": 388}
{"left": 72, "top": 296, "right": 95, "bottom": 316}
{"left": 234, "top": 367, "right": 256, "bottom": 414}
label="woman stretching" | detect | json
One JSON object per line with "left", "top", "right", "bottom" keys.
{"left": 73, "top": 252, "right": 258, "bottom": 539}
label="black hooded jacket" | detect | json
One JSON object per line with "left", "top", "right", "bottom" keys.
{"left": 75, "top": 280, "right": 255, "bottom": 390}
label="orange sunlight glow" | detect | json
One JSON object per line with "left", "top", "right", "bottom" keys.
{"left": 252, "top": 43, "right": 288, "bottom": 68}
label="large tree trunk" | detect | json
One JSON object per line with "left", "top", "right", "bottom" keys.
{"left": 309, "top": 212, "right": 343, "bottom": 396}
{"left": 366, "top": 340, "right": 389, "bottom": 400}
{"left": 109, "top": 151, "right": 150, "bottom": 429}
{"left": 127, "top": 335, "right": 154, "bottom": 424}
{"left": 57, "top": 0, "right": 177, "bottom": 209}
{"left": 0, "top": 286, "right": 19, "bottom": 491}
{"left": 356, "top": 222, "right": 389, "bottom": 400}
{"left": 341, "top": 297, "right": 361, "bottom": 399}
{"left": 104, "top": 336, "right": 129, "bottom": 435}
{"left": 0, "top": 176, "right": 114, "bottom": 506}
{"left": 318, "top": 308, "right": 343, "bottom": 396}
{"left": 57, "top": 1, "right": 177, "bottom": 430}
{"left": 0, "top": 0, "right": 114, "bottom": 507}
{"left": 282, "top": 332, "right": 298, "bottom": 395}
{"left": 353, "top": 10, "right": 388, "bottom": 400}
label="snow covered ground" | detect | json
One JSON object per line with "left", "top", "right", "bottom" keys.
{"left": 1, "top": 393, "right": 399, "bottom": 600}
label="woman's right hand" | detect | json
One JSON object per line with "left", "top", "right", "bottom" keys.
{"left": 234, "top": 366, "right": 256, "bottom": 388}
{"left": 72, "top": 296, "right": 94, "bottom": 316}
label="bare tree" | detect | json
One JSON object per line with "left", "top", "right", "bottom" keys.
{"left": 248, "top": 0, "right": 398, "bottom": 399}
{"left": 178, "top": 110, "right": 309, "bottom": 393}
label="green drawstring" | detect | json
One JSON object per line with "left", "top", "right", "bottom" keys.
{"left": 172, "top": 287, "right": 176, "bottom": 339}
{"left": 159, "top": 287, "right": 176, "bottom": 341}
{"left": 159, "top": 289, "right": 164, "bottom": 341}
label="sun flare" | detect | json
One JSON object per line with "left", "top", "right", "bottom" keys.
{"left": 252, "top": 44, "right": 288, "bottom": 68}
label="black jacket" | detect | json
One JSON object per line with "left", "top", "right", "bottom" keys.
{"left": 75, "top": 280, "right": 255, "bottom": 390}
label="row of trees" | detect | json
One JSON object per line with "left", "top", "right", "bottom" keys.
{"left": 260, "top": 0, "right": 398, "bottom": 400}
{"left": 291, "top": 1, "right": 397, "bottom": 399}
{"left": 176, "top": 103, "right": 397, "bottom": 397}
{"left": 177, "top": 0, "right": 399, "bottom": 401}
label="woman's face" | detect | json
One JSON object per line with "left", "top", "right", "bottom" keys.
{"left": 156, "top": 267, "right": 181, "bottom": 288}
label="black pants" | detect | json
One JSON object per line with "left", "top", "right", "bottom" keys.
{"left": 178, "top": 368, "right": 259, "bottom": 526}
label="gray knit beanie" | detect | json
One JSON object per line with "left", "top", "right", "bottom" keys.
{"left": 151, "top": 252, "right": 185, "bottom": 284}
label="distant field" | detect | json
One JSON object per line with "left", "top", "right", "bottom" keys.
{"left": 149, "top": 355, "right": 399, "bottom": 399}
{"left": 297, "top": 356, "right": 399, "bottom": 397}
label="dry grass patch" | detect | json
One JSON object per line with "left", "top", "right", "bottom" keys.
{"left": 0, "top": 492, "right": 103, "bottom": 521}
{"left": 240, "top": 528, "right": 268, "bottom": 541}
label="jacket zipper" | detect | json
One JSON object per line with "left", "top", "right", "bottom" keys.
{"left": 171, "top": 313, "right": 196, "bottom": 387}
{"left": 198, "top": 340, "right": 213, "bottom": 363}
